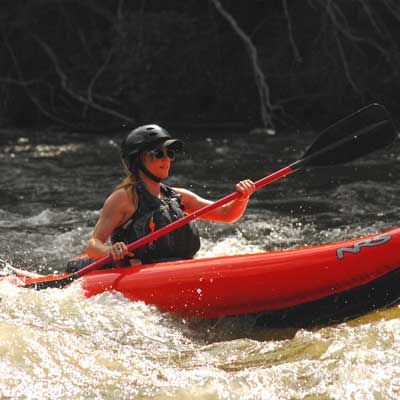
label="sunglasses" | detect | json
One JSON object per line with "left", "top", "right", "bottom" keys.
{"left": 149, "top": 148, "right": 176, "bottom": 161}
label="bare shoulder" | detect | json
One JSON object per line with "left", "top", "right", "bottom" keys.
{"left": 91, "top": 188, "right": 135, "bottom": 241}
{"left": 104, "top": 187, "right": 131, "bottom": 207}
{"left": 103, "top": 187, "right": 136, "bottom": 218}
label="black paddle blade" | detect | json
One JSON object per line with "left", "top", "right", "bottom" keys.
{"left": 303, "top": 104, "right": 397, "bottom": 166}
{"left": 25, "top": 274, "right": 78, "bottom": 290}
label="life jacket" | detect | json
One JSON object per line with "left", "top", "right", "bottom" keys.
{"left": 111, "top": 182, "right": 200, "bottom": 264}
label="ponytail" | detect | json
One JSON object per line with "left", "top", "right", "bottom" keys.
{"left": 114, "top": 159, "right": 140, "bottom": 208}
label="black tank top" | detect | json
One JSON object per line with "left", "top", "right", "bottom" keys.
{"left": 111, "top": 183, "right": 200, "bottom": 264}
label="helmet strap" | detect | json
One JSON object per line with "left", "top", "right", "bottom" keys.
{"left": 123, "top": 153, "right": 163, "bottom": 183}
{"left": 138, "top": 162, "right": 163, "bottom": 183}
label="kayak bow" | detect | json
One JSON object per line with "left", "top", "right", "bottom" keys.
{"left": 13, "top": 226, "right": 400, "bottom": 326}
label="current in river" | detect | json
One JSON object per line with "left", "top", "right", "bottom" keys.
{"left": 1, "top": 127, "right": 400, "bottom": 399}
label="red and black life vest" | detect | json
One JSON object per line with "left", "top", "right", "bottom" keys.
{"left": 111, "top": 183, "right": 200, "bottom": 264}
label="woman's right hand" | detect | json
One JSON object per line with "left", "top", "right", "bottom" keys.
{"left": 109, "top": 242, "right": 134, "bottom": 261}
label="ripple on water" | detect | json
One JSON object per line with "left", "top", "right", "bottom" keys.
{"left": 0, "top": 131, "right": 400, "bottom": 399}
{"left": 1, "top": 277, "right": 400, "bottom": 399}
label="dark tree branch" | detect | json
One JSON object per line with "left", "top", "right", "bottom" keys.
{"left": 210, "top": 0, "right": 273, "bottom": 129}
{"left": 84, "top": 46, "right": 116, "bottom": 117}
{"left": 359, "top": 0, "right": 384, "bottom": 38}
{"left": 282, "top": 0, "right": 302, "bottom": 63}
{"left": 4, "top": 37, "right": 75, "bottom": 128}
{"left": 334, "top": 30, "right": 361, "bottom": 95}
{"left": 34, "top": 35, "right": 135, "bottom": 125}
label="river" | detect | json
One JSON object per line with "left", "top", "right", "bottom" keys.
{"left": 1, "top": 126, "right": 400, "bottom": 399}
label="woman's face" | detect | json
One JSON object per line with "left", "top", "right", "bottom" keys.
{"left": 142, "top": 146, "right": 174, "bottom": 180}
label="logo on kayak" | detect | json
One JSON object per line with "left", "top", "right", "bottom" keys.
{"left": 336, "top": 234, "right": 392, "bottom": 260}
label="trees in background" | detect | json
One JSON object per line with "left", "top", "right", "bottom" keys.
{"left": 0, "top": 1, "right": 399, "bottom": 131}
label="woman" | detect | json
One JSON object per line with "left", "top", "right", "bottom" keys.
{"left": 68, "top": 124, "right": 255, "bottom": 271}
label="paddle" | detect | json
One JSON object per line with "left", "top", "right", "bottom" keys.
{"left": 24, "top": 103, "right": 396, "bottom": 290}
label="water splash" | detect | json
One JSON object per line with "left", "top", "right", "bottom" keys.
{"left": 0, "top": 130, "right": 400, "bottom": 399}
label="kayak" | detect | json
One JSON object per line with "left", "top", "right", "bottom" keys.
{"left": 3, "top": 103, "right": 396, "bottom": 327}
{"left": 8, "top": 227, "right": 400, "bottom": 326}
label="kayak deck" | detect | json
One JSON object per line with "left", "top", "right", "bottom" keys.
{"left": 77, "top": 227, "right": 400, "bottom": 323}
{"left": 4, "top": 227, "right": 400, "bottom": 326}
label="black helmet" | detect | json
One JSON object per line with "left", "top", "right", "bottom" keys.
{"left": 121, "top": 124, "right": 183, "bottom": 160}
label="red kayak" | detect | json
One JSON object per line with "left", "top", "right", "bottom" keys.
{"left": 7, "top": 103, "right": 395, "bottom": 326}
{"left": 9, "top": 227, "right": 400, "bottom": 325}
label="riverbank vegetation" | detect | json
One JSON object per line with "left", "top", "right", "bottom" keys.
{"left": 0, "top": 1, "right": 399, "bottom": 131}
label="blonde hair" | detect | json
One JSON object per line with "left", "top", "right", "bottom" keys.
{"left": 114, "top": 163, "right": 139, "bottom": 208}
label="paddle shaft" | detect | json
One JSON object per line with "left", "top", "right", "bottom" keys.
{"left": 74, "top": 164, "right": 296, "bottom": 278}
{"left": 24, "top": 164, "right": 297, "bottom": 289}
{"left": 73, "top": 119, "right": 391, "bottom": 278}
{"left": 24, "top": 104, "right": 396, "bottom": 289}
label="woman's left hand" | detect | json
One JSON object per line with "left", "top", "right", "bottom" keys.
{"left": 235, "top": 179, "right": 256, "bottom": 201}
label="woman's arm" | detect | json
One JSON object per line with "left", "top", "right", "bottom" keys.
{"left": 175, "top": 179, "right": 256, "bottom": 223}
{"left": 86, "top": 189, "right": 135, "bottom": 260}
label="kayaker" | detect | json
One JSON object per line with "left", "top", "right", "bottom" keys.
{"left": 66, "top": 125, "right": 255, "bottom": 271}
